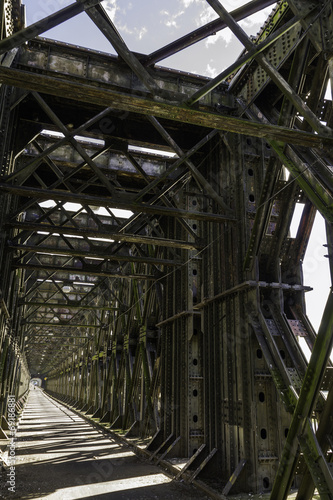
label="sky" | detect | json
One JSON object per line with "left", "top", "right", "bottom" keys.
{"left": 22, "top": 0, "right": 331, "bottom": 332}
{"left": 290, "top": 208, "right": 330, "bottom": 333}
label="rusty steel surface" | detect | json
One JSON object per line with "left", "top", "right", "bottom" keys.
{"left": 0, "top": 0, "right": 333, "bottom": 498}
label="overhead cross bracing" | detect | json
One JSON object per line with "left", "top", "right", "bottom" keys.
{"left": 0, "top": 0, "right": 333, "bottom": 498}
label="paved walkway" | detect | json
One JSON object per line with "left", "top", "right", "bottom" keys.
{"left": 0, "top": 389, "right": 208, "bottom": 499}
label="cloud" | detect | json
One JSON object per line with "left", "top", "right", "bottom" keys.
{"left": 202, "top": 4, "right": 274, "bottom": 47}
{"left": 239, "top": 7, "right": 274, "bottom": 32}
{"left": 104, "top": 0, "right": 118, "bottom": 21}
{"left": 160, "top": 9, "right": 185, "bottom": 29}
{"left": 198, "top": 5, "right": 217, "bottom": 26}
{"left": 137, "top": 26, "right": 147, "bottom": 40}
{"left": 216, "top": 0, "right": 251, "bottom": 9}
{"left": 204, "top": 62, "right": 217, "bottom": 78}
{"left": 117, "top": 23, "right": 148, "bottom": 40}
{"left": 205, "top": 28, "right": 233, "bottom": 47}
{"left": 184, "top": 0, "right": 249, "bottom": 17}
{"left": 181, "top": 0, "right": 197, "bottom": 7}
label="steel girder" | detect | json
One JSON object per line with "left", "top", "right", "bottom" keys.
{"left": 0, "top": 0, "right": 333, "bottom": 497}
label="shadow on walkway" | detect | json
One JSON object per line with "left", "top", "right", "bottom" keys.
{"left": 0, "top": 389, "right": 208, "bottom": 500}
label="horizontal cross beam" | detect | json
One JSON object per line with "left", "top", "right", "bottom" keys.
{"left": 8, "top": 221, "right": 201, "bottom": 250}
{"left": 9, "top": 243, "right": 181, "bottom": 267}
{"left": 25, "top": 342, "right": 87, "bottom": 345}
{"left": 0, "top": 184, "right": 234, "bottom": 222}
{"left": 20, "top": 301, "right": 119, "bottom": 311}
{"left": 13, "top": 262, "right": 158, "bottom": 280}
{"left": 23, "top": 322, "right": 105, "bottom": 328}
{"left": 0, "top": 66, "right": 330, "bottom": 148}
{"left": 26, "top": 335, "right": 90, "bottom": 338}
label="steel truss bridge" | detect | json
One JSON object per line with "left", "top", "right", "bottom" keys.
{"left": 0, "top": 0, "right": 333, "bottom": 497}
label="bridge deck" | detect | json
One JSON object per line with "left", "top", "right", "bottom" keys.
{"left": 1, "top": 390, "right": 208, "bottom": 500}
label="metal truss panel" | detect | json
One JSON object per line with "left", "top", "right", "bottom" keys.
{"left": 0, "top": 1, "right": 333, "bottom": 497}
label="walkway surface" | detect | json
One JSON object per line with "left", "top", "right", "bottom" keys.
{"left": 0, "top": 389, "right": 208, "bottom": 500}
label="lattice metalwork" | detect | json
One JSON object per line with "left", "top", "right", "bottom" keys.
{"left": 0, "top": 1, "right": 333, "bottom": 497}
